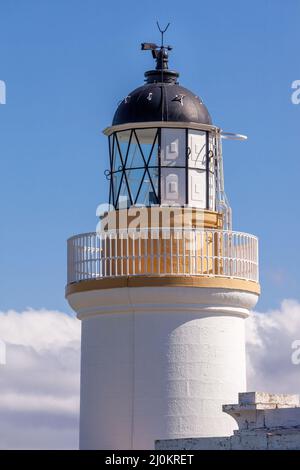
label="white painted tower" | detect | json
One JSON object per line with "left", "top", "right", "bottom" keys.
{"left": 66, "top": 39, "right": 260, "bottom": 449}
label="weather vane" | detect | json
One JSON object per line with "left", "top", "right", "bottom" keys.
{"left": 141, "top": 22, "right": 172, "bottom": 70}
{"left": 156, "top": 21, "right": 170, "bottom": 47}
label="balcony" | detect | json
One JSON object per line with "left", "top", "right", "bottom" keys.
{"left": 67, "top": 229, "right": 259, "bottom": 285}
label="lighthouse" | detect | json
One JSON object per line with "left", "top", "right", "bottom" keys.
{"left": 66, "top": 37, "right": 260, "bottom": 450}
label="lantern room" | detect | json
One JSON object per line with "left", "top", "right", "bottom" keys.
{"left": 103, "top": 41, "right": 221, "bottom": 214}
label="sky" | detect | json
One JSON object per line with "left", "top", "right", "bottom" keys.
{"left": 0, "top": 0, "right": 299, "bottom": 312}
{"left": 0, "top": 0, "right": 299, "bottom": 449}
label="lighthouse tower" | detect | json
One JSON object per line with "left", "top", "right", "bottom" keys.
{"left": 66, "top": 39, "right": 260, "bottom": 450}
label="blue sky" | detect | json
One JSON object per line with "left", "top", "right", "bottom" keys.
{"left": 0, "top": 0, "right": 299, "bottom": 313}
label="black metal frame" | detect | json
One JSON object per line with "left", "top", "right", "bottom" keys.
{"left": 185, "top": 128, "right": 189, "bottom": 205}
{"left": 206, "top": 130, "right": 209, "bottom": 210}
{"left": 106, "top": 127, "right": 215, "bottom": 210}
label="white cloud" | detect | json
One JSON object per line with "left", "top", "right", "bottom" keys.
{"left": 0, "top": 301, "right": 299, "bottom": 449}
{"left": 246, "top": 299, "right": 300, "bottom": 394}
{"left": 0, "top": 308, "right": 80, "bottom": 449}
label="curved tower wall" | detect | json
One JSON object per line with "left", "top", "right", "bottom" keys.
{"left": 68, "top": 284, "right": 259, "bottom": 449}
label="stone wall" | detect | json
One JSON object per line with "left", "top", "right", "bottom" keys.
{"left": 155, "top": 392, "right": 300, "bottom": 450}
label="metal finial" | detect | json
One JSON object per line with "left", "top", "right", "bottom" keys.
{"left": 156, "top": 21, "right": 170, "bottom": 47}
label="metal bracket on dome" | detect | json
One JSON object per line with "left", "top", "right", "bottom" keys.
{"left": 221, "top": 132, "right": 248, "bottom": 141}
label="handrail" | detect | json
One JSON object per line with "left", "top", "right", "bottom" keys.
{"left": 67, "top": 229, "right": 259, "bottom": 284}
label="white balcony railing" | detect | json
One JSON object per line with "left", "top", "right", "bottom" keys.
{"left": 67, "top": 229, "right": 259, "bottom": 284}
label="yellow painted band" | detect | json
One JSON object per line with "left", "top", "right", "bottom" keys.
{"left": 65, "top": 276, "right": 260, "bottom": 297}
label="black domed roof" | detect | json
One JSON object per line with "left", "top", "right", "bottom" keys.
{"left": 112, "top": 44, "right": 212, "bottom": 126}
{"left": 113, "top": 82, "right": 212, "bottom": 126}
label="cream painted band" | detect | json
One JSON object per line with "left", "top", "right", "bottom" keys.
{"left": 101, "top": 208, "right": 223, "bottom": 231}
{"left": 66, "top": 275, "right": 260, "bottom": 297}
{"left": 103, "top": 120, "right": 220, "bottom": 136}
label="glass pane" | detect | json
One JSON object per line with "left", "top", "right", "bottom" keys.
{"left": 108, "top": 135, "right": 113, "bottom": 168}
{"left": 136, "top": 167, "right": 159, "bottom": 205}
{"left": 113, "top": 135, "right": 125, "bottom": 172}
{"left": 147, "top": 137, "right": 158, "bottom": 167}
{"left": 117, "top": 175, "right": 131, "bottom": 208}
{"left": 135, "top": 128, "right": 157, "bottom": 145}
{"left": 126, "top": 168, "right": 146, "bottom": 203}
{"left": 208, "top": 134, "right": 215, "bottom": 173}
{"left": 124, "top": 132, "right": 145, "bottom": 169}
{"left": 112, "top": 171, "right": 123, "bottom": 204}
{"left": 148, "top": 167, "right": 159, "bottom": 204}
{"left": 188, "top": 130, "right": 207, "bottom": 169}
{"left": 160, "top": 129, "right": 186, "bottom": 167}
{"left": 161, "top": 168, "right": 186, "bottom": 206}
{"left": 208, "top": 171, "right": 215, "bottom": 210}
{"left": 116, "top": 129, "right": 131, "bottom": 151}
{"left": 188, "top": 168, "right": 206, "bottom": 209}
{"left": 109, "top": 178, "right": 113, "bottom": 205}
{"left": 135, "top": 128, "right": 159, "bottom": 166}
{"left": 118, "top": 130, "right": 132, "bottom": 169}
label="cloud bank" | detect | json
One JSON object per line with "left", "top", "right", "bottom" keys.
{"left": 0, "top": 300, "right": 299, "bottom": 449}
{"left": 0, "top": 309, "right": 80, "bottom": 449}
{"left": 246, "top": 299, "right": 300, "bottom": 394}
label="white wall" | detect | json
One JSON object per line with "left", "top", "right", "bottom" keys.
{"left": 68, "top": 287, "right": 258, "bottom": 449}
